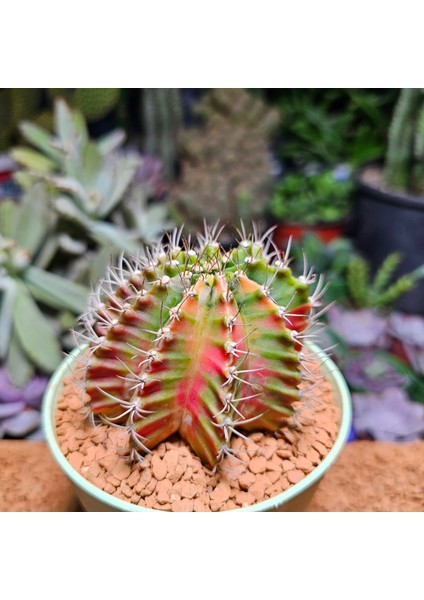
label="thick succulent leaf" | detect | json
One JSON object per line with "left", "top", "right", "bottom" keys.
{"left": 6, "top": 330, "right": 34, "bottom": 388}
{"left": 33, "top": 234, "right": 59, "bottom": 270}
{"left": 13, "top": 283, "right": 62, "bottom": 373}
{"left": 96, "top": 155, "right": 140, "bottom": 218}
{"left": 0, "top": 200, "right": 19, "bottom": 238}
{"left": 24, "top": 266, "right": 89, "bottom": 313}
{"left": 18, "top": 121, "right": 62, "bottom": 164}
{"left": 54, "top": 196, "right": 91, "bottom": 227}
{"left": 81, "top": 142, "right": 103, "bottom": 189}
{"left": 55, "top": 98, "right": 78, "bottom": 147}
{"left": 0, "top": 277, "right": 17, "bottom": 359}
{"left": 47, "top": 176, "right": 91, "bottom": 213}
{"left": 10, "top": 147, "right": 56, "bottom": 173}
{"left": 97, "top": 129, "right": 126, "bottom": 155}
{"left": 89, "top": 246, "right": 114, "bottom": 282}
{"left": 14, "top": 184, "right": 50, "bottom": 254}
{"left": 89, "top": 221, "right": 139, "bottom": 253}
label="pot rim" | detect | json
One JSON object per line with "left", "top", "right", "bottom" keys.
{"left": 42, "top": 342, "right": 352, "bottom": 512}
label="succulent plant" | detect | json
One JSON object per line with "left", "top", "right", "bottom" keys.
{"left": 76, "top": 224, "right": 328, "bottom": 469}
{"left": 11, "top": 98, "right": 142, "bottom": 253}
{"left": 0, "top": 183, "right": 89, "bottom": 387}
{"left": 385, "top": 88, "right": 424, "bottom": 194}
{"left": 141, "top": 89, "right": 183, "bottom": 182}
{"left": 346, "top": 252, "right": 424, "bottom": 310}
{"left": 171, "top": 89, "right": 280, "bottom": 238}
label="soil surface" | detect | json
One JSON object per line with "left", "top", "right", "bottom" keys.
{"left": 307, "top": 440, "right": 424, "bottom": 511}
{"left": 0, "top": 440, "right": 80, "bottom": 512}
{"left": 55, "top": 365, "right": 340, "bottom": 511}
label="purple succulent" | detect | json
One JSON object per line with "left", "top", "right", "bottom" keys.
{"left": 134, "top": 155, "right": 166, "bottom": 198}
{"left": 388, "top": 312, "right": 424, "bottom": 375}
{"left": 352, "top": 387, "right": 424, "bottom": 442}
{"left": 0, "top": 368, "right": 48, "bottom": 439}
{"left": 344, "top": 351, "right": 407, "bottom": 392}
{"left": 328, "top": 306, "right": 389, "bottom": 349}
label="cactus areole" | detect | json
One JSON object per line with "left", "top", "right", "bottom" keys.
{"left": 78, "top": 225, "right": 327, "bottom": 468}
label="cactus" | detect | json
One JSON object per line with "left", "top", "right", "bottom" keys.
{"left": 346, "top": 253, "right": 424, "bottom": 310}
{"left": 385, "top": 88, "right": 424, "bottom": 194}
{"left": 171, "top": 89, "right": 281, "bottom": 237}
{"left": 141, "top": 89, "right": 183, "bottom": 182}
{"left": 77, "top": 224, "right": 327, "bottom": 468}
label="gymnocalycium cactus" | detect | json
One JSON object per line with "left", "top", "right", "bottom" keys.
{"left": 77, "top": 224, "right": 327, "bottom": 468}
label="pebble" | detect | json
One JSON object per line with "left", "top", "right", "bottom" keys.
{"left": 248, "top": 456, "right": 267, "bottom": 474}
{"left": 210, "top": 482, "right": 231, "bottom": 503}
{"left": 287, "top": 469, "right": 305, "bottom": 485}
{"left": 151, "top": 455, "right": 167, "bottom": 481}
{"left": 281, "top": 460, "right": 295, "bottom": 472}
{"left": 295, "top": 456, "right": 314, "bottom": 473}
{"left": 238, "top": 472, "right": 256, "bottom": 491}
{"left": 111, "top": 462, "right": 131, "bottom": 481}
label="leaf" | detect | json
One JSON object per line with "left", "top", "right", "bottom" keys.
{"left": 24, "top": 266, "right": 89, "bottom": 314}
{"left": 13, "top": 184, "right": 50, "bottom": 254}
{"left": 89, "top": 221, "right": 139, "bottom": 253}
{"left": 10, "top": 147, "right": 56, "bottom": 173}
{"left": 18, "top": 121, "right": 62, "bottom": 164}
{"left": 0, "top": 200, "right": 19, "bottom": 238}
{"left": 55, "top": 98, "right": 78, "bottom": 147}
{"left": 54, "top": 196, "right": 90, "bottom": 227}
{"left": 13, "top": 283, "right": 62, "bottom": 373}
{"left": 89, "top": 247, "right": 114, "bottom": 282}
{"left": 47, "top": 175, "right": 91, "bottom": 212}
{"left": 97, "top": 129, "right": 126, "bottom": 155}
{"left": 0, "top": 277, "right": 17, "bottom": 359}
{"left": 96, "top": 155, "right": 140, "bottom": 218}
{"left": 6, "top": 330, "right": 34, "bottom": 388}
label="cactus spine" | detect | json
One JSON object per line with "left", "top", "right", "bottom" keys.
{"left": 78, "top": 225, "right": 326, "bottom": 468}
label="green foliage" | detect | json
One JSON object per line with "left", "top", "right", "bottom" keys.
{"left": 271, "top": 88, "right": 397, "bottom": 168}
{"left": 0, "top": 184, "right": 90, "bottom": 385}
{"left": 385, "top": 88, "right": 424, "bottom": 194}
{"left": 269, "top": 169, "right": 353, "bottom": 225}
{"left": 346, "top": 253, "right": 423, "bottom": 309}
{"left": 291, "top": 233, "right": 354, "bottom": 303}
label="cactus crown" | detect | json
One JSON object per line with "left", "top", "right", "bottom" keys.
{"left": 77, "top": 224, "right": 327, "bottom": 468}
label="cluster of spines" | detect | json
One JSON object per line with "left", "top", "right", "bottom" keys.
{"left": 75, "top": 223, "right": 329, "bottom": 469}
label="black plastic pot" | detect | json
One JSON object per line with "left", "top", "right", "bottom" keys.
{"left": 354, "top": 165, "right": 424, "bottom": 314}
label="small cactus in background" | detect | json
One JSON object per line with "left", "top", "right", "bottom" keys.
{"left": 77, "top": 224, "right": 327, "bottom": 468}
{"left": 171, "top": 89, "right": 281, "bottom": 238}
{"left": 141, "top": 88, "right": 183, "bottom": 182}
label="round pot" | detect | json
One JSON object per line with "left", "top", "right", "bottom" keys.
{"left": 42, "top": 343, "right": 352, "bottom": 512}
{"left": 273, "top": 222, "right": 348, "bottom": 247}
{"left": 354, "top": 165, "right": 424, "bottom": 314}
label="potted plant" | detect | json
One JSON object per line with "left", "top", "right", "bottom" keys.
{"left": 354, "top": 88, "right": 424, "bottom": 314}
{"left": 42, "top": 224, "right": 351, "bottom": 512}
{"left": 269, "top": 166, "right": 354, "bottom": 247}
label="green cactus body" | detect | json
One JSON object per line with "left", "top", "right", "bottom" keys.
{"left": 79, "top": 227, "right": 322, "bottom": 468}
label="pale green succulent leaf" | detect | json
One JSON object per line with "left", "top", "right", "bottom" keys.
{"left": 55, "top": 98, "right": 78, "bottom": 147}
{"left": 6, "top": 329, "right": 34, "bottom": 388}
{"left": 13, "top": 282, "right": 62, "bottom": 373}
{"left": 89, "top": 221, "right": 139, "bottom": 253}
{"left": 97, "top": 129, "right": 126, "bottom": 155}
{"left": 48, "top": 176, "right": 91, "bottom": 213}
{"left": 14, "top": 184, "right": 50, "bottom": 254}
{"left": 10, "top": 147, "right": 56, "bottom": 173}
{"left": 54, "top": 196, "right": 91, "bottom": 227}
{"left": 97, "top": 155, "right": 140, "bottom": 218}
{"left": 18, "top": 121, "right": 62, "bottom": 164}
{"left": 0, "top": 277, "right": 17, "bottom": 359}
{"left": 89, "top": 246, "right": 115, "bottom": 282}
{"left": 24, "top": 266, "right": 89, "bottom": 313}
{"left": 0, "top": 200, "right": 19, "bottom": 238}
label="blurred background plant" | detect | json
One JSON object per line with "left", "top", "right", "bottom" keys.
{"left": 170, "top": 88, "right": 281, "bottom": 242}
{"left": 2, "top": 87, "right": 424, "bottom": 444}
{"left": 270, "top": 166, "right": 353, "bottom": 226}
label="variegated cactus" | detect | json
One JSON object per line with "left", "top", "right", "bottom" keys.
{"left": 77, "top": 224, "right": 327, "bottom": 468}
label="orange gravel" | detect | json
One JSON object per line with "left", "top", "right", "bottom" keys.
{"left": 54, "top": 365, "right": 340, "bottom": 512}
